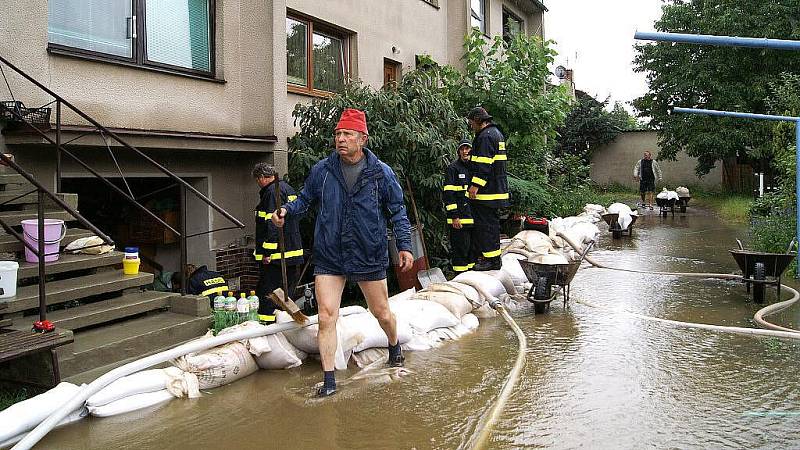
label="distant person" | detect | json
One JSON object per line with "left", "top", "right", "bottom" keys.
{"left": 185, "top": 264, "right": 228, "bottom": 302}
{"left": 443, "top": 139, "right": 475, "bottom": 273}
{"left": 633, "top": 150, "right": 662, "bottom": 209}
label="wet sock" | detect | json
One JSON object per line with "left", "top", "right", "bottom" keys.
{"left": 323, "top": 370, "right": 336, "bottom": 390}
{"left": 388, "top": 341, "right": 401, "bottom": 359}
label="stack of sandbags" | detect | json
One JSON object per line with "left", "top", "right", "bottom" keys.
{"left": 501, "top": 253, "right": 529, "bottom": 291}
{"left": 582, "top": 203, "right": 606, "bottom": 223}
{"left": 339, "top": 311, "right": 413, "bottom": 353}
{"left": 172, "top": 340, "right": 259, "bottom": 389}
{"left": 88, "top": 390, "right": 176, "bottom": 418}
{"left": 86, "top": 367, "right": 200, "bottom": 417}
{"left": 218, "top": 321, "right": 307, "bottom": 370}
{"left": 608, "top": 202, "right": 636, "bottom": 230}
{"left": 0, "top": 382, "right": 88, "bottom": 447}
{"left": 676, "top": 186, "right": 690, "bottom": 198}
{"left": 275, "top": 307, "right": 366, "bottom": 371}
{"left": 505, "top": 230, "right": 555, "bottom": 257}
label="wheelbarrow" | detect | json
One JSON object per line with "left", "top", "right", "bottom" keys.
{"left": 655, "top": 196, "right": 676, "bottom": 218}
{"left": 518, "top": 241, "right": 594, "bottom": 314}
{"left": 601, "top": 212, "right": 638, "bottom": 239}
{"left": 729, "top": 238, "right": 797, "bottom": 304}
{"left": 677, "top": 196, "right": 691, "bottom": 213}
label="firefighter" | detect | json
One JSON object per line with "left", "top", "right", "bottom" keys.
{"left": 185, "top": 264, "right": 228, "bottom": 302}
{"left": 252, "top": 163, "right": 304, "bottom": 321}
{"left": 444, "top": 139, "right": 475, "bottom": 273}
{"left": 466, "top": 107, "right": 509, "bottom": 271}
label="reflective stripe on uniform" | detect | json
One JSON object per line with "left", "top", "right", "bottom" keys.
{"left": 445, "top": 204, "right": 458, "bottom": 211}
{"left": 443, "top": 185, "right": 466, "bottom": 191}
{"left": 494, "top": 154, "right": 507, "bottom": 161}
{"left": 254, "top": 254, "right": 263, "bottom": 261}
{"left": 258, "top": 314, "right": 276, "bottom": 322}
{"left": 498, "top": 142, "right": 506, "bottom": 150}
{"left": 471, "top": 156, "right": 494, "bottom": 164}
{"left": 467, "top": 262, "right": 475, "bottom": 269}
{"left": 474, "top": 192, "right": 509, "bottom": 201}
{"left": 201, "top": 285, "right": 229, "bottom": 297}
{"left": 288, "top": 195, "right": 297, "bottom": 201}
{"left": 262, "top": 242, "right": 278, "bottom": 250}
{"left": 447, "top": 218, "right": 474, "bottom": 225}
{"left": 483, "top": 249, "right": 501, "bottom": 258}
{"left": 270, "top": 249, "right": 304, "bottom": 260}
{"left": 472, "top": 176, "right": 487, "bottom": 187}
{"left": 257, "top": 211, "right": 272, "bottom": 220}
{"left": 453, "top": 265, "right": 470, "bottom": 272}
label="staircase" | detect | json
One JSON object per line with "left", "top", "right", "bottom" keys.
{"left": 0, "top": 171, "right": 212, "bottom": 383}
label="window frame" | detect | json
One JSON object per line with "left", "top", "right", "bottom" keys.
{"left": 47, "top": 0, "right": 217, "bottom": 79}
{"left": 286, "top": 12, "right": 351, "bottom": 97}
{"left": 470, "top": 0, "right": 486, "bottom": 34}
{"left": 502, "top": 7, "right": 524, "bottom": 45}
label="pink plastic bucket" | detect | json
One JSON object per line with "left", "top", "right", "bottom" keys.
{"left": 21, "top": 219, "right": 67, "bottom": 263}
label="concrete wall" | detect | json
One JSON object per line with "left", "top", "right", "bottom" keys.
{"left": 590, "top": 130, "right": 723, "bottom": 189}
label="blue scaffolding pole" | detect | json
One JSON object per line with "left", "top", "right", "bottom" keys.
{"left": 634, "top": 32, "right": 800, "bottom": 274}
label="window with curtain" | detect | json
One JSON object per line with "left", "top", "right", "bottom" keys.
{"left": 287, "top": 15, "right": 348, "bottom": 94}
{"left": 471, "top": 0, "right": 485, "bottom": 33}
{"left": 502, "top": 8, "right": 523, "bottom": 45}
{"left": 48, "top": 0, "right": 214, "bottom": 76}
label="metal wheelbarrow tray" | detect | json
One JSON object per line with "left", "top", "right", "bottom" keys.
{"left": 517, "top": 242, "right": 594, "bottom": 314}
{"left": 729, "top": 238, "right": 796, "bottom": 304}
{"left": 601, "top": 212, "right": 638, "bottom": 239}
{"left": 655, "top": 197, "right": 677, "bottom": 217}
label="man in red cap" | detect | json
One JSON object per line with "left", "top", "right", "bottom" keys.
{"left": 273, "top": 108, "right": 413, "bottom": 397}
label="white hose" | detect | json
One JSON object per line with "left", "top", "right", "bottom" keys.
{"left": 13, "top": 318, "right": 320, "bottom": 450}
{"left": 466, "top": 304, "right": 527, "bottom": 450}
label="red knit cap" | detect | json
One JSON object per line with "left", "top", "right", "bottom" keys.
{"left": 335, "top": 108, "right": 369, "bottom": 135}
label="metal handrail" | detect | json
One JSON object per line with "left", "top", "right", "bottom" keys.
{"left": 0, "top": 54, "right": 246, "bottom": 296}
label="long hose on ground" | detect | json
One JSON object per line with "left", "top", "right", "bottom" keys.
{"left": 466, "top": 302, "right": 527, "bottom": 450}
{"left": 557, "top": 232, "right": 800, "bottom": 339}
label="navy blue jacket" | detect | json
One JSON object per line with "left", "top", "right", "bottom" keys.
{"left": 284, "top": 148, "right": 412, "bottom": 274}
{"left": 470, "top": 124, "right": 510, "bottom": 208}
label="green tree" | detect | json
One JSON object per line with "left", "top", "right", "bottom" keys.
{"left": 633, "top": 0, "right": 800, "bottom": 175}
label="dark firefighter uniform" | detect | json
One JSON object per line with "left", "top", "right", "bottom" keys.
{"left": 187, "top": 265, "right": 228, "bottom": 300}
{"left": 254, "top": 179, "right": 304, "bottom": 317}
{"left": 443, "top": 154, "right": 475, "bottom": 273}
{"left": 469, "top": 123, "right": 509, "bottom": 267}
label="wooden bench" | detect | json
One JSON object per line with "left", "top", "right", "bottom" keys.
{"left": 0, "top": 328, "right": 73, "bottom": 386}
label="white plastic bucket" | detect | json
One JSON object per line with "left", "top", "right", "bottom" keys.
{"left": 0, "top": 261, "right": 19, "bottom": 298}
{"left": 21, "top": 219, "right": 66, "bottom": 263}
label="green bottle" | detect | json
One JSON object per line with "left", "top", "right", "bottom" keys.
{"left": 224, "top": 291, "right": 237, "bottom": 328}
{"left": 247, "top": 290, "right": 260, "bottom": 322}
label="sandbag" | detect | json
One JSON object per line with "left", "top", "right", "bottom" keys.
{"left": 388, "top": 298, "right": 459, "bottom": 333}
{"left": 501, "top": 253, "right": 528, "bottom": 286}
{"left": 217, "top": 321, "right": 273, "bottom": 356}
{"left": 350, "top": 347, "right": 388, "bottom": 368}
{"left": 0, "top": 382, "right": 82, "bottom": 443}
{"left": 472, "top": 302, "right": 498, "bottom": 318}
{"left": 402, "top": 333, "right": 437, "bottom": 351}
{"left": 461, "top": 313, "right": 479, "bottom": 331}
{"left": 484, "top": 270, "right": 517, "bottom": 295}
{"left": 275, "top": 311, "right": 364, "bottom": 370}
{"left": 87, "top": 368, "right": 200, "bottom": 406}
{"left": 530, "top": 253, "right": 569, "bottom": 265}
{"left": 676, "top": 186, "right": 690, "bottom": 197}
{"left": 253, "top": 332, "right": 307, "bottom": 370}
{"left": 607, "top": 203, "right": 634, "bottom": 230}
{"left": 340, "top": 312, "right": 413, "bottom": 352}
{"left": 509, "top": 230, "right": 554, "bottom": 255}
{"left": 0, "top": 407, "right": 88, "bottom": 449}
{"left": 64, "top": 235, "right": 114, "bottom": 255}
{"left": 172, "top": 341, "right": 258, "bottom": 389}
{"left": 88, "top": 390, "right": 175, "bottom": 418}
{"left": 411, "top": 291, "right": 473, "bottom": 318}
{"left": 453, "top": 271, "right": 506, "bottom": 299}
{"left": 441, "top": 281, "right": 482, "bottom": 306}
{"left": 388, "top": 287, "right": 416, "bottom": 302}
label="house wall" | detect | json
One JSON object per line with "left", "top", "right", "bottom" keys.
{"left": 590, "top": 130, "right": 724, "bottom": 189}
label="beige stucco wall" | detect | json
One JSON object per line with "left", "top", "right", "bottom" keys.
{"left": 590, "top": 130, "right": 723, "bottom": 189}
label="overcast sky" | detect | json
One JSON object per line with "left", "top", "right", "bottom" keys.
{"left": 544, "top": 0, "right": 664, "bottom": 112}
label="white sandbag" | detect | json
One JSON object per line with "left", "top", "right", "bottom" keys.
{"left": 667, "top": 190, "right": 679, "bottom": 200}
{"left": 461, "top": 313, "right": 479, "bottom": 331}
{"left": 275, "top": 311, "right": 364, "bottom": 370}
{"left": 254, "top": 332, "right": 307, "bottom": 370}
{"left": 0, "top": 408, "right": 88, "bottom": 449}
{"left": 340, "top": 312, "right": 413, "bottom": 352}
{"left": 411, "top": 291, "right": 473, "bottom": 318}
{"left": 350, "top": 347, "right": 388, "bottom": 368}
{"left": 64, "top": 235, "right": 114, "bottom": 255}
{"left": 441, "top": 281, "right": 482, "bottom": 306}
{"left": 530, "top": 253, "right": 569, "bottom": 265}
{"left": 0, "top": 382, "right": 82, "bottom": 443}
{"left": 484, "top": 270, "right": 517, "bottom": 295}
{"left": 501, "top": 253, "right": 528, "bottom": 286}
{"left": 402, "top": 333, "right": 437, "bottom": 351}
{"left": 676, "top": 186, "right": 690, "bottom": 197}
{"left": 453, "top": 271, "right": 506, "bottom": 299}
{"left": 218, "top": 321, "right": 273, "bottom": 356}
{"left": 88, "top": 369, "right": 176, "bottom": 406}
{"left": 472, "top": 302, "right": 498, "bottom": 318}
{"left": 388, "top": 298, "right": 459, "bottom": 333}
{"left": 432, "top": 327, "right": 461, "bottom": 341}
{"left": 388, "top": 287, "right": 416, "bottom": 302}
{"left": 172, "top": 341, "right": 258, "bottom": 389}
{"left": 163, "top": 367, "right": 201, "bottom": 398}
{"left": 510, "top": 230, "right": 554, "bottom": 255}
{"left": 607, "top": 203, "right": 633, "bottom": 230}
{"left": 88, "top": 390, "right": 175, "bottom": 418}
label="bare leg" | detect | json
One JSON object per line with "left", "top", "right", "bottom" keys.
{"left": 358, "top": 279, "right": 398, "bottom": 345}
{"left": 640, "top": 191, "right": 646, "bottom": 204}
{"left": 315, "top": 275, "right": 346, "bottom": 372}
{"left": 647, "top": 191, "right": 655, "bottom": 206}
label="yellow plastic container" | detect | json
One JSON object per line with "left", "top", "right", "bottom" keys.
{"left": 123, "top": 258, "right": 140, "bottom": 275}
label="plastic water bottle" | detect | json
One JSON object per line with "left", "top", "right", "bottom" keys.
{"left": 237, "top": 293, "right": 250, "bottom": 323}
{"left": 224, "top": 291, "right": 237, "bottom": 327}
{"left": 212, "top": 294, "right": 226, "bottom": 333}
{"left": 247, "top": 290, "right": 259, "bottom": 322}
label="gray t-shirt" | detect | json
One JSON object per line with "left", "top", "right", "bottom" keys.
{"left": 341, "top": 154, "right": 367, "bottom": 193}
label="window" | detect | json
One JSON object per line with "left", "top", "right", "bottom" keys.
{"left": 48, "top": 0, "right": 214, "bottom": 76}
{"left": 287, "top": 15, "right": 349, "bottom": 95}
{"left": 470, "top": 0, "right": 485, "bottom": 34}
{"left": 502, "top": 8, "right": 524, "bottom": 45}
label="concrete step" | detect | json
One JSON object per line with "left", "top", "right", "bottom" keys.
{"left": 0, "top": 191, "right": 78, "bottom": 209}
{"left": 0, "top": 228, "right": 94, "bottom": 253}
{"left": 0, "top": 270, "right": 153, "bottom": 314}
{"left": 59, "top": 311, "right": 212, "bottom": 377}
{"left": 44, "top": 290, "right": 176, "bottom": 330}
{"left": 0, "top": 174, "right": 27, "bottom": 186}
{"left": 15, "top": 251, "right": 123, "bottom": 279}
{"left": 0, "top": 209, "right": 74, "bottom": 228}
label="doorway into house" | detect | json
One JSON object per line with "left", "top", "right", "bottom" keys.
{"left": 383, "top": 58, "right": 401, "bottom": 87}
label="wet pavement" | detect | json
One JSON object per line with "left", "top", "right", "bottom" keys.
{"left": 42, "top": 206, "right": 800, "bottom": 449}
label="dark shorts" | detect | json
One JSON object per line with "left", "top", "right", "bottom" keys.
{"left": 314, "top": 266, "right": 386, "bottom": 283}
{"left": 639, "top": 178, "right": 655, "bottom": 193}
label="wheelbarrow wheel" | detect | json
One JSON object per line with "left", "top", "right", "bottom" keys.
{"left": 534, "top": 301, "right": 549, "bottom": 314}
{"left": 534, "top": 276, "right": 551, "bottom": 300}
{"left": 753, "top": 262, "right": 766, "bottom": 304}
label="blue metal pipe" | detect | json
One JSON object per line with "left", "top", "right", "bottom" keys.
{"left": 635, "top": 31, "right": 800, "bottom": 51}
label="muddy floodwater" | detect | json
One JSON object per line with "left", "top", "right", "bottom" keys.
{"left": 43, "top": 207, "right": 800, "bottom": 449}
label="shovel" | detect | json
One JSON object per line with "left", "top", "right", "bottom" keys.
{"left": 403, "top": 176, "right": 445, "bottom": 288}
{"left": 270, "top": 176, "right": 308, "bottom": 325}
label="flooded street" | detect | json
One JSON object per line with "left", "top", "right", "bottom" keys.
{"left": 42, "top": 206, "right": 800, "bottom": 449}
